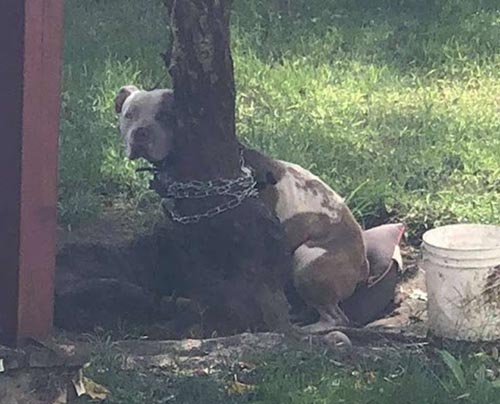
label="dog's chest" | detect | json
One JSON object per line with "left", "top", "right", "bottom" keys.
{"left": 272, "top": 161, "right": 344, "bottom": 223}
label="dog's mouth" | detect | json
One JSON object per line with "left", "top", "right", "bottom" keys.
{"left": 128, "top": 146, "right": 144, "bottom": 160}
{"left": 128, "top": 144, "right": 173, "bottom": 166}
{"left": 128, "top": 144, "right": 149, "bottom": 160}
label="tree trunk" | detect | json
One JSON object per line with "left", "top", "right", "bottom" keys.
{"left": 168, "top": 0, "right": 238, "bottom": 181}
{"left": 163, "top": 0, "right": 294, "bottom": 335}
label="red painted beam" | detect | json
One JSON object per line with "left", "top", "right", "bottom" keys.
{"left": 0, "top": 0, "right": 64, "bottom": 346}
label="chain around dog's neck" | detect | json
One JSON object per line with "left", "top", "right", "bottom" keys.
{"left": 139, "top": 147, "right": 259, "bottom": 225}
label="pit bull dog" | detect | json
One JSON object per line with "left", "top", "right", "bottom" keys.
{"left": 114, "top": 85, "right": 371, "bottom": 333}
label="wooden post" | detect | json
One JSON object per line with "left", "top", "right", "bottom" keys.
{"left": 0, "top": 0, "right": 64, "bottom": 346}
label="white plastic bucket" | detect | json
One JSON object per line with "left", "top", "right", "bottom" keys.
{"left": 421, "top": 224, "right": 500, "bottom": 341}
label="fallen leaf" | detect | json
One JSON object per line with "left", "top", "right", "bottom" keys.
{"left": 51, "top": 390, "right": 68, "bottom": 404}
{"left": 72, "top": 369, "right": 86, "bottom": 397}
{"left": 72, "top": 370, "right": 109, "bottom": 401}
{"left": 82, "top": 377, "right": 110, "bottom": 401}
{"left": 226, "top": 380, "right": 255, "bottom": 395}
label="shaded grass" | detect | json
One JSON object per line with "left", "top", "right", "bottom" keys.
{"left": 63, "top": 3, "right": 500, "bottom": 400}
{"left": 61, "top": 0, "right": 500, "bottom": 236}
{"left": 59, "top": 0, "right": 170, "bottom": 224}
{"left": 250, "top": 348, "right": 500, "bottom": 404}
{"left": 79, "top": 343, "right": 500, "bottom": 404}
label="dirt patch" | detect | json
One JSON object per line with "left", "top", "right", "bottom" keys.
{"left": 55, "top": 207, "right": 181, "bottom": 334}
{"left": 55, "top": 208, "right": 428, "bottom": 338}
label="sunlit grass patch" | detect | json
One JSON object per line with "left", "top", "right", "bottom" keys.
{"left": 61, "top": 0, "right": 500, "bottom": 237}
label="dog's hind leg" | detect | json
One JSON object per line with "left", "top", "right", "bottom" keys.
{"left": 300, "top": 303, "right": 348, "bottom": 334}
{"left": 327, "top": 303, "right": 350, "bottom": 325}
{"left": 300, "top": 309, "right": 336, "bottom": 333}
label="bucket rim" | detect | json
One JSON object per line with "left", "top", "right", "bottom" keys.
{"left": 422, "top": 223, "right": 500, "bottom": 252}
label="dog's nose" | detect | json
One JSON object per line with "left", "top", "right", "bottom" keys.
{"left": 133, "top": 127, "right": 150, "bottom": 143}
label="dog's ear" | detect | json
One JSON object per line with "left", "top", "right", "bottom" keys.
{"left": 265, "top": 171, "right": 278, "bottom": 185}
{"left": 114, "top": 85, "right": 139, "bottom": 114}
{"left": 158, "top": 89, "right": 175, "bottom": 113}
{"left": 256, "top": 171, "right": 278, "bottom": 190}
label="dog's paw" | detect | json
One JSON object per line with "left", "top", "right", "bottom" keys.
{"left": 323, "top": 331, "right": 352, "bottom": 350}
{"left": 300, "top": 320, "right": 339, "bottom": 334}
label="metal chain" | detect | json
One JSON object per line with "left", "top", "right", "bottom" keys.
{"left": 151, "top": 149, "right": 259, "bottom": 224}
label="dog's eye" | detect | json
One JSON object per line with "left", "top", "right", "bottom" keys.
{"left": 124, "top": 111, "right": 133, "bottom": 119}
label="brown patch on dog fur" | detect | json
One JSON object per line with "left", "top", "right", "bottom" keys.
{"left": 114, "top": 85, "right": 139, "bottom": 113}
{"left": 242, "top": 148, "right": 286, "bottom": 212}
{"left": 287, "top": 166, "right": 303, "bottom": 179}
{"left": 281, "top": 167, "right": 342, "bottom": 219}
{"left": 281, "top": 212, "right": 332, "bottom": 252}
{"left": 294, "top": 248, "right": 365, "bottom": 308}
{"left": 154, "top": 90, "right": 176, "bottom": 131}
{"left": 284, "top": 206, "right": 369, "bottom": 309}
{"left": 198, "top": 147, "right": 367, "bottom": 321}
{"left": 300, "top": 179, "right": 339, "bottom": 214}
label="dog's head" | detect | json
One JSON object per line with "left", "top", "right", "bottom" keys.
{"left": 115, "top": 85, "right": 175, "bottom": 163}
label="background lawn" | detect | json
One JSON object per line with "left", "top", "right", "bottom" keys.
{"left": 63, "top": 1, "right": 500, "bottom": 402}
{"left": 60, "top": 0, "right": 500, "bottom": 239}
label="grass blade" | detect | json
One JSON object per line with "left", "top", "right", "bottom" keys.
{"left": 439, "top": 350, "right": 466, "bottom": 389}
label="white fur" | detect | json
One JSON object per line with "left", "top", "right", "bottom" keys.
{"left": 274, "top": 161, "right": 344, "bottom": 222}
{"left": 293, "top": 244, "right": 328, "bottom": 271}
{"left": 119, "top": 89, "right": 173, "bottom": 162}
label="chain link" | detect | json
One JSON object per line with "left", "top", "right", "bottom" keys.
{"left": 151, "top": 149, "right": 259, "bottom": 224}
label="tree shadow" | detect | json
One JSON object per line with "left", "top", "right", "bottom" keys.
{"left": 233, "top": 0, "right": 500, "bottom": 75}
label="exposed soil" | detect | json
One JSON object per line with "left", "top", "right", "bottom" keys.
{"left": 55, "top": 207, "right": 180, "bottom": 335}
{"left": 55, "top": 207, "right": 427, "bottom": 340}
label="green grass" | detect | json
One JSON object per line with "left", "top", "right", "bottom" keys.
{"left": 80, "top": 343, "right": 500, "bottom": 404}
{"left": 62, "top": 3, "right": 500, "bottom": 400}
{"left": 60, "top": 0, "right": 500, "bottom": 234}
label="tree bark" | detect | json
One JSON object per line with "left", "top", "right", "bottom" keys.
{"left": 163, "top": 0, "right": 294, "bottom": 335}
{"left": 168, "top": 0, "right": 238, "bottom": 181}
